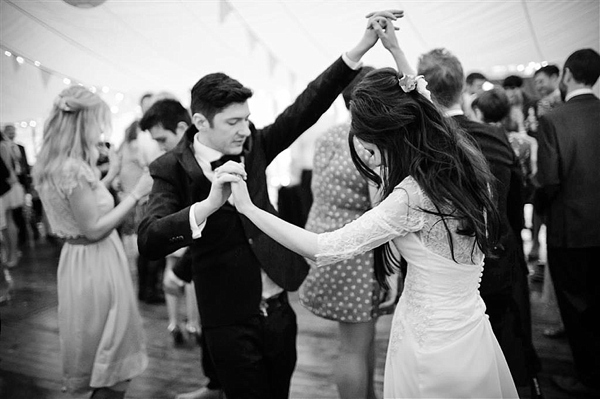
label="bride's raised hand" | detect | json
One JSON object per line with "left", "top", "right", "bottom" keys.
{"left": 370, "top": 16, "right": 401, "bottom": 53}
{"left": 231, "top": 178, "right": 254, "bottom": 215}
{"left": 365, "top": 9, "right": 404, "bottom": 21}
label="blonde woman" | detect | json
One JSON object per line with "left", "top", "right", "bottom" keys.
{"left": 33, "top": 86, "right": 152, "bottom": 399}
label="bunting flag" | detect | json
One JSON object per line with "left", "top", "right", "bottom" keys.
{"left": 267, "top": 50, "right": 277, "bottom": 77}
{"left": 219, "top": 0, "right": 233, "bottom": 23}
{"left": 39, "top": 67, "right": 52, "bottom": 88}
{"left": 10, "top": 55, "right": 22, "bottom": 73}
{"left": 246, "top": 28, "right": 258, "bottom": 52}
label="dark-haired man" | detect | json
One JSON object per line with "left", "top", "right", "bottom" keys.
{"left": 534, "top": 65, "right": 562, "bottom": 119}
{"left": 536, "top": 48, "right": 600, "bottom": 397}
{"left": 137, "top": 13, "right": 397, "bottom": 399}
{"left": 418, "top": 48, "right": 541, "bottom": 395}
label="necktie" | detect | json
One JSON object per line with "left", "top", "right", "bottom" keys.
{"left": 210, "top": 154, "right": 242, "bottom": 170}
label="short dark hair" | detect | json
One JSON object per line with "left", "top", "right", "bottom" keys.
{"left": 466, "top": 72, "right": 487, "bottom": 85}
{"left": 342, "top": 66, "right": 375, "bottom": 109}
{"left": 139, "top": 99, "right": 191, "bottom": 133}
{"left": 534, "top": 65, "right": 560, "bottom": 78}
{"left": 471, "top": 88, "right": 511, "bottom": 123}
{"left": 417, "top": 48, "right": 464, "bottom": 108}
{"left": 502, "top": 75, "right": 523, "bottom": 89}
{"left": 190, "top": 73, "right": 253, "bottom": 126}
{"left": 564, "top": 48, "right": 600, "bottom": 86}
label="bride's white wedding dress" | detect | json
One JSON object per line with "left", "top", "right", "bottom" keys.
{"left": 316, "top": 176, "right": 518, "bottom": 398}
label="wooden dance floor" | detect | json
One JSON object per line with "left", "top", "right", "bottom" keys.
{"left": 0, "top": 236, "right": 574, "bottom": 399}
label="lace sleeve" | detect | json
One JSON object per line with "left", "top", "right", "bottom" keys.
{"left": 316, "top": 176, "right": 424, "bottom": 266}
{"left": 57, "top": 160, "right": 98, "bottom": 197}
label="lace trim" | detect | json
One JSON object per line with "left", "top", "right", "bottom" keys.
{"left": 419, "top": 192, "right": 482, "bottom": 264}
{"left": 316, "top": 176, "right": 424, "bottom": 267}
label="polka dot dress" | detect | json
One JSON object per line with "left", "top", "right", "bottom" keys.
{"left": 300, "top": 123, "right": 390, "bottom": 323}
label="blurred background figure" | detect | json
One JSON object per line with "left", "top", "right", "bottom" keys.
{"left": 502, "top": 75, "right": 538, "bottom": 137}
{"left": 0, "top": 129, "right": 23, "bottom": 269}
{"left": 115, "top": 120, "right": 147, "bottom": 289}
{"left": 2, "top": 124, "right": 35, "bottom": 248}
{"left": 131, "top": 92, "right": 166, "bottom": 304}
{"left": 462, "top": 71, "right": 488, "bottom": 120}
{"left": 164, "top": 248, "right": 201, "bottom": 347}
{"left": 528, "top": 65, "right": 565, "bottom": 339}
{"left": 0, "top": 143, "right": 14, "bottom": 304}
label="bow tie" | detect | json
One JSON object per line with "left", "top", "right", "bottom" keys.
{"left": 210, "top": 154, "right": 242, "bottom": 170}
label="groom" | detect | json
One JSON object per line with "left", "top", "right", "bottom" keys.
{"left": 137, "top": 12, "right": 399, "bottom": 399}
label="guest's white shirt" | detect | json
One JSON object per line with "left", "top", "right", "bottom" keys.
{"left": 565, "top": 88, "right": 594, "bottom": 102}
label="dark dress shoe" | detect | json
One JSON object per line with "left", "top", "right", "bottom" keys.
{"left": 169, "top": 325, "right": 185, "bottom": 346}
{"left": 552, "top": 375, "right": 600, "bottom": 396}
{"left": 543, "top": 326, "right": 566, "bottom": 339}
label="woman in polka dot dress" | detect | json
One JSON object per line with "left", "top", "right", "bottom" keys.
{"left": 299, "top": 67, "right": 398, "bottom": 399}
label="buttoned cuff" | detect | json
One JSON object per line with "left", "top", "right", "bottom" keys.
{"left": 342, "top": 52, "right": 363, "bottom": 70}
{"left": 189, "top": 203, "right": 206, "bottom": 239}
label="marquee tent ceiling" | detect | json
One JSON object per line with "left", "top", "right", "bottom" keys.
{"left": 1, "top": 0, "right": 599, "bottom": 129}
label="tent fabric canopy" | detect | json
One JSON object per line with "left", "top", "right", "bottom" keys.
{"left": 1, "top": 0, "right": 599, "bottom": 129}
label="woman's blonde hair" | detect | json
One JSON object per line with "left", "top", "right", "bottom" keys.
{"left": 33, "top": 86, "right": 111, "bottom": 186}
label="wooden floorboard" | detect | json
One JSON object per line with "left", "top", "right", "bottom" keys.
{"left": 0, "top": 235, "right": 577, "bottom": 399}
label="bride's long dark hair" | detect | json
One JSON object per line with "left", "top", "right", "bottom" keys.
{"left": 348, "top": 68, "right": 500, "bottom": 287}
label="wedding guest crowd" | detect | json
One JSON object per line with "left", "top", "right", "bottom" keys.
{"left": 3, "top": 7, "right": 599, "bottom": 399}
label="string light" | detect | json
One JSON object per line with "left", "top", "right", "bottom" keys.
{"left": 0, "top": 44, "right": 127, "bottom": 123}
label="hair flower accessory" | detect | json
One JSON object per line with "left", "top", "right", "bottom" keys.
{"left": 54, "top": 95, "right": 73, "bottom": 112}
{"left": 399, "top": 74, "right": 432, "bottom": 102}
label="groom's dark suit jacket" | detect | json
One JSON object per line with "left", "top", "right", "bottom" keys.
{"left": 138, "top": 57, "right": 359, "bottom": 327}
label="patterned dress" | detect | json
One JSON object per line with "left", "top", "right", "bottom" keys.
{"left": 300, "top": 123, "right": 389, "bottom": 323}
{"left": 37, "top": 159, "right": 147, "bottom": 393}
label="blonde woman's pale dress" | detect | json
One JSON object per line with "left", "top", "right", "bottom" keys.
{"left": 37, "top": 159, "right": 147, "bottom": 393}
{"left": 316, "top": 176, "right": 519, "bottom": 398}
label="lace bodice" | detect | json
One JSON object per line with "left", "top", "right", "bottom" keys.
{"left": 317, "top": 176, "right": 486, "bottom": 350}
{"left": 36, "top": 159, "right": 115, "bottom": 238}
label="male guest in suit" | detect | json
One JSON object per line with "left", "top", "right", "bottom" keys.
{"left": 3, "top": 124, "right": 33, "bottom": 245}
{"left": 536, "top": 48, "right": 600, "bottom": 396}
{"left": 417, "top": 48, "right": 541, "bottom": 395}
{"left": 138, "top": 13, "right": 393, "bottom": 399}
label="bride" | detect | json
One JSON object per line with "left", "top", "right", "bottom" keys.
{"left": 215, "top": 12, "right": 519, "bottom": 398}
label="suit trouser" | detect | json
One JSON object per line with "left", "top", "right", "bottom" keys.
{"left": 203, "top": 293, "right": 297, "bottom": 399}
{"left": 547, "top": 246, "right": 600, "bottom": 387}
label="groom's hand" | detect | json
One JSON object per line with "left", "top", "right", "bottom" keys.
{"left": 207, "top": 161, "right": 247, "bottom": 210}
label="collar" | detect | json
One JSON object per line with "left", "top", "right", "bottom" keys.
{"left": 193, "top": 134, "right": 224, "bottom": 163}
{"left": 566, "top": 88, "right": 594, "bottom": 102}
{"left": 443, "top": 106, "right": 464, "bottom": 117}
